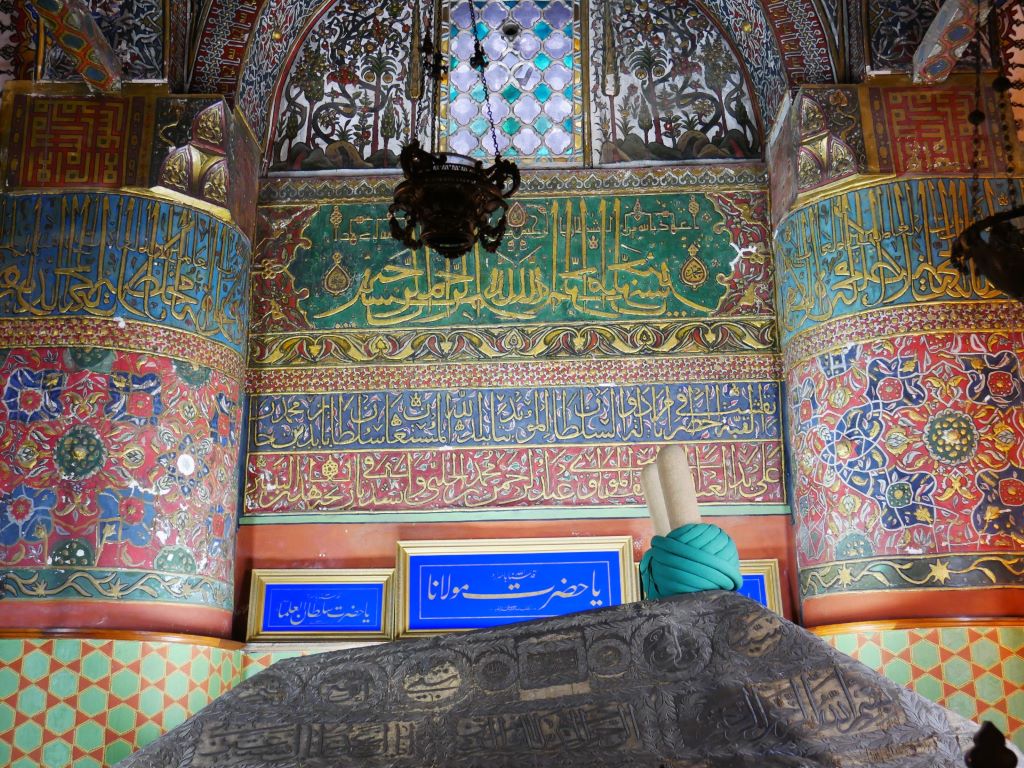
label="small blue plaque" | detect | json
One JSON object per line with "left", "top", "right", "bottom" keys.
{"left": 261, "top": 583, "right": 385, "bottom": 633}
{"left": 247, "top": 569, "right": 394, "bottom": 641}
{"left": 738, "top": 573, "right": 768, "bottom": 608}
{"left": 737, "top": 559, "right": 782, "bottom": 614}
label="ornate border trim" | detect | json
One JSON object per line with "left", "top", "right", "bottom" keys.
{"left": 0, "top": 317, "right": 246, "bottom": 380}
{"left": 238, "top": 504, "right": 792, "bottom": 524}
{"left": 782, "top": 301, "right": 1024, "bottom": 367}
{"left": 250, "top": 318, "right": 779, "bottom": 370}
{"left": 0, "top": 628, "right": 244, "bottom": 648}
{"left": 799, "top": 553, "right": 1024, "bottom": 597}
{"left": 809, "top": 618, "right": 1024, "bottom": 635}
{"left": 248, "top": 353, "right": 782, "bottom": 394}
{"left": 259, "top": 165, "right": 769, "bottom": 204}
{"left": 0, "top": 568, "right": 233, "bottom": 610}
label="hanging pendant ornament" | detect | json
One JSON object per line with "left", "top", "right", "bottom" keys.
{"left": 951, "top": 3, "right": 1024, "bottom": 300}
{"left": 389, "top": 0, "right": 520, "bottom": 260}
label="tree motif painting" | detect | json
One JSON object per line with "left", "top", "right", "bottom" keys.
{"left": 270, "top": 0, "right": 417, "bottom": 171}
{"left": 590, "top": 0, "right": 762, "bottom": 164}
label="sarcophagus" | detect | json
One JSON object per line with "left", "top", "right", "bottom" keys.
{"left": 119, "top": 591, "right": 1001, "bottom": 767}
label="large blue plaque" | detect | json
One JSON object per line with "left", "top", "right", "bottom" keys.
{"left": 397, "top": 537, "right": 638, "bottom": 635}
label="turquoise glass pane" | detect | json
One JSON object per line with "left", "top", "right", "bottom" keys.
{"left": 501, "top": 84, "right": 522, "bottom": 102}
{"left": 470, "top": 116, "right": 490, "bottom": 136}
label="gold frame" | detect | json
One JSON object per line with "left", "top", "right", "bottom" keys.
{"left": 246, "top": 568, "right": 395, "bottom": 642}
{"left": 395, "top": 536, "right": 639, "bottom": 637}
{"left": 739, "top": 558, "right": 783, "bottom": 615}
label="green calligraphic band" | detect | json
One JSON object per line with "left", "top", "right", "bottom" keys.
{"left": 639, "top": 523, "right": 742, "bottom": 599}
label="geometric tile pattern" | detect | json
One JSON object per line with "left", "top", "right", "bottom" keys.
{"left": 4, "top": 627, "right": 1017, "bottom": 766}
{"left": 818, "top": 624, "right": 1024, "bottom": 751}
{"left": 241, "top": 649, "right": 319, "bottom": 681}
{"left": 0, "top": 638, "right": 241, "bottom": 768}
{"left": 6, "top": 95, "right": 146, "bottom": 188}
{"left": 447, "top": 0, "right": 581, "bottom": 162}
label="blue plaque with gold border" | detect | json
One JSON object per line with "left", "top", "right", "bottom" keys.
{"left": 246, "top": 569, "right": 394, "bottom": 641}
{"left": 396, "top": 537, "right": 638, "bottom": 636}
{"left": 738, "top": 559, "right": 783, "bottom": 614}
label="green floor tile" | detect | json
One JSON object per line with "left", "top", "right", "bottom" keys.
{"left": 111, "top": 669, "right": 141, "bottom": 699}
{"left": 48, "top": 668, "right": 79, "bottom": 700}
{"left": 941, "top": 657, "right": 973, "bottom": 688}
{"left": 108, "top": 703, "right": 138, "bottom": 736}
{"left": 12, "top": 720, "right": 43, "bottom": 752}
{"left": 20, "top": 650, "right": 51, "bottom": 682}
{"left": 77, "top": 686, "right": 108, "bottom": 718}
{"left": 52, "top": 640, "right": 82, "bottom": 664}
{"left": 112, "top": 642, "right": 141, "bottom": 667}
{"left": 0, "top": 640, "right": 23, "bottom": 665}
{"left": 44, "top": 702, "right": 76, "bottom": 736}
{"left": 80, "top": 651, "right": 112, "bottom": 683}
{"left": 75, "top": 720, "right": 104, "bottom": 752}
{"left": 909, "top": 641, "right": 940, "bottom": 671}
{"left": 970, "top": 638, "right": 1001, "bottom": 670}
{"left": 42, "top": 738, "right": 71, "bottom": 768}
{"left": 104, "top": 739, "right": 133, "bottom": 765}
{"left": 16, "top": 685, "right": 46, "bottom": 717}
{"left": 975, "top": 672, "right": 1005, "bottom": 705}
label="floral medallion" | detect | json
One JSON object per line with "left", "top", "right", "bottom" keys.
{"left": 50, "top": 538, "right": 95, "bottom": 567}
{"left": 174, "top": 359, "right": 212, "bottom": 387}
{"left": 923, "top": 409, "right": 978, "bottom": 465}
{"left": 54, "top": 425, "right": 107, "bottom": 481}
{"left": 155, "top": 545, "right": 198, "bottom": 574}
{"left": 67, "top": 347, "right": 115, "bottom": 373}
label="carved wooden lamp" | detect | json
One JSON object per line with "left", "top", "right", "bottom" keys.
{"left": 950, "top": 2, "right": 1024, "bottom": 298}
{"left": 389, "top": 0, "right": 520, "bottom": 259}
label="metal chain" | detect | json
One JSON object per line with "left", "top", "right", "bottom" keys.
{"left": 969, "top": 0, "right": 985, "bottom": 223}
{"left": 420, "top": 0, "right": 448, "bottom": 154}
{"left": 467, "top": 0, "right": 502, "bottom": 159}
{"left": 993, "top": 6, "right": 1020, "bottom": 210}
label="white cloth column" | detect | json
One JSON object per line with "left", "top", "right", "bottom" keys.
{"left": 641, "top": 462, "right": 671, "bottom": 537}
{"left": 655, "top": 444, "right": 700, "bottom": 529}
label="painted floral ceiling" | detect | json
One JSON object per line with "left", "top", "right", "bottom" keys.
{"left": 267, "top": 0, "right": 766, "bottom": 172}
{"left": 0, "top": 0, "right": 987, "bottom": 170}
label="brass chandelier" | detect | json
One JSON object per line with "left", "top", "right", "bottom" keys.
{"left": 950, "top": 7, "right": 1024, "bottom": 299}
{"left": 389, "top": 0, "right": 520, "bottom": 259}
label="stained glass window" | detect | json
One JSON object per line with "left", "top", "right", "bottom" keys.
{"left": 445, "top": 0, "right": 582, "bottom": 164}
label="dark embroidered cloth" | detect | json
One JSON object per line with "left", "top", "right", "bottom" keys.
{"left": 118, "top": 592, "right": 977, "bottom": 767}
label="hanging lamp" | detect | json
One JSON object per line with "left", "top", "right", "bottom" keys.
{"left": 389, "top": 0, "right": 520, "bottom": 259}
{"left": 951, "top": 3, "right": 1024, "bottom": 299}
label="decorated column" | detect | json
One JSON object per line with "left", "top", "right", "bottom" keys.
{"left": 0, "top": 87, "right": 254, "bottom": 637}
{"left": 773, "top": 80, "right": 1024, "bottom": 628}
